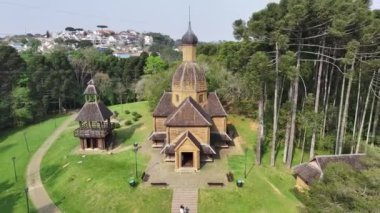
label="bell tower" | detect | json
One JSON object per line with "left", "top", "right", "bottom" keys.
{"left": 171, "top": 22, "right": 207, "bottom": 107}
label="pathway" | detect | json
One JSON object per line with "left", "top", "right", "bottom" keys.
{"left": 26, "top": 114, "right": 76, "bottom": 213}
{"left": 171, "top": 188, "right": 198, "bottom": 213}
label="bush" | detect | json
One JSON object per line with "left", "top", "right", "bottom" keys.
{"left": 114, "top": 123, "right": 121, "bottom": 128}
{"left": 113, "top": 111, "right": 119, "bottom": 118}
{"left": 125, "top": 120, "right": 132, "bottom": 125}
{"left": 125, "top": 110, "right": 130, "bottom": 114}
{"left": 132, "top": 112, "right": 142, "bottom": 118}
{"left": 133, "top": 117, "right": 139, "bottom": 122}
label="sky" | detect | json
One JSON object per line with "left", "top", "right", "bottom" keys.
{"left": 0, "top": 0, "right": 380, "bottom": 42}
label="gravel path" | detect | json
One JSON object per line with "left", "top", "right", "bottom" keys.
{"left": 26, "top": 114, "right": 76, "bottom": 213}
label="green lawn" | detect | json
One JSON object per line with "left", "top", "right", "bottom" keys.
{"left": 0, "top": 115, "right": 68, "bottom": 213}
{"left": 40, "top": 102, "right": 172, "bottom": 212}
{"left": 199, "top": 115, "right": 303, "bottom": 213}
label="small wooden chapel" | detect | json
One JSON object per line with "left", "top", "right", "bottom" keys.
{"left": 74, "top": 80, "right": 114, "bottom": 150}
{"left": 148, "top": 22, "right": 232, "bottom": 171}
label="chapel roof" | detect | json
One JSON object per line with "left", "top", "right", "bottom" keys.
{"left": 181, "top": 22, "right": 198, "bottom": 45}
{"left": 75, "top": 102, "right": 113, "bottom": 122}
{"left": 165, "top": 97, "right": 212, "bottom": 127}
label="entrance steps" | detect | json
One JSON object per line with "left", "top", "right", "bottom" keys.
{"left": 171, "top": 187, "right": 198, "bottom": 213}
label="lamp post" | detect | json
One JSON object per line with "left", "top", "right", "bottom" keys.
{"left": 23, "top": 132, "right": 30, "bottom": 153}
{"left": 244, "top": 148, "right": 247, "bottom": 179}
{"left": 24, "top": 187, "right": 29, "bottom": 213}
{"left": 11, "top": 157, "right": 17, "bottom": 182}
{"left": 133, "top": 143, "right": 138, "bottom": 179}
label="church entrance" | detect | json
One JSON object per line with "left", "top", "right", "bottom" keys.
{"left": 181, "top": 152, "right": 193, "bottom": 167}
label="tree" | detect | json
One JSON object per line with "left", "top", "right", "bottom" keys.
{"left": 244, "top": 51, "right": 271, "bottom": 165}
{"left": 143, "top": 55, "right": 168, "bottom": 75}
{"left": 297, "top": 151, "right": 380, "bottom": 212}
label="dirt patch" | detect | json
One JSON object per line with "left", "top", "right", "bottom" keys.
{"left": 250, "top": 122, "right": 259, "bottom": 132}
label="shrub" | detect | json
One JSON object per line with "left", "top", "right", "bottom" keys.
{"left": 125, "top": 120, "right": 132, "bottom": 125}
{"left": 133, "top": 117, "right": 139, "bottom": 122}
{"left": 125, "top": 110, "right": 130, "bottom": 114}
{"left": 132, "top": 112, "right": 142, "bottom": 118}
{"left": 114, "top": 123, "right": 121, "bottom": 128}
{"left": 113, "top": 111, "right": 119, "bottom": 118}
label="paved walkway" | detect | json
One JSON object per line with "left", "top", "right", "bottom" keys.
{"left": 171, "top": 188, "right": 198, "bottom": 213}
{"left": 26, "top": 114, "right": 76, "bottom": 213}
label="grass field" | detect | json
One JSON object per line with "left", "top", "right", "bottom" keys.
{"left": 2, "top": 101, "right": 309, "bottom": 212}
{"left": 199, "top": 115, "right": 303, "bottom": 213}
{"left": 40, "top": 102, "right": 172, "bottom": 212}
{"left": 0, "top": 115, "right": 68, "bottom": 213}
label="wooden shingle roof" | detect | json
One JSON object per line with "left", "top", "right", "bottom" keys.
{"left": 152, "top": 92, "right": 176, "bottom": 117}
{"left": 160, "top": 131, "right": 216, "bottom": 155}
{"left": 75, "top": 102, "right": 113, "bottom": 122}
{"left": 204, "top": 92, "right": 228, "bottom": 117}
{"left": 293, "top": 154, "right": 365, "bottom": 184}
{"left": 165, "top": 97, "right": 212, "bottom": 127}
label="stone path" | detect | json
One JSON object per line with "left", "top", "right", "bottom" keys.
{"left": 171, "top": 188, "right": 198, "bottom": 213}
{"left": 26, "top": 114, "right": 76, "bottom": 213}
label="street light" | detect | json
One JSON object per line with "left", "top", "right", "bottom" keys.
{"left": 133, "top": 142, "right": 138, "bottom": 179}
{"left": 24, "top": 187, "right": 29, "bottom": 213}
{"left": 23, "top": 132, "right": 30, "bottom": 153}
{"left": 244, "top": 148, "right": 248, "bottom": 179}
{"left": 11, "top": 157, "right": 17, "bottom": 182}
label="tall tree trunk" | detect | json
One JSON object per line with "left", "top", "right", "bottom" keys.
{"left": 335, "top": 72, "right": 346, "bottom": 154}
{"left": 371, "top": 94, "right": 380, "bottom": 147}
{"left": 256, "top": 87, "right": 264, "bottom": 165}
{"left": 365, "top": 95, "right": 376, "bottom": 151}
{"left": 286, "top": 43, "right": 301, "bottom": 168}
{"left": 286, "top": 76, "right": 299, "bottom": 168}
{"left": 300, "top": 129, "right": 307, "bottom": 164}
{"left": 271, "top": 43, "right": 279, "bottom": 167}
{"left": 352, "top": 70, "right": 361, "bottom": 152}
{"left": 283, "top": 85, "right": 293, "bottom": 163}
{"left": 322, "top": 67, "right": 334, "bottom": 137}
{"left": 310, "top": 49, "right": 324, "bottom": 159}
{"left": 356, "top": 76, "right": 373, "bottom": 153}
{"left": 338, "top": 61, "right": 355, "bottom": 154}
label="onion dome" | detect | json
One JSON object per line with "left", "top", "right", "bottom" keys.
{"left": 172, "top": 62, "right": 207, "bottom": 92}
{"left": 181, "top": 22, "right": 198, "bottom": 45}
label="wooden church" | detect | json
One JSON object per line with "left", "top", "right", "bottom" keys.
{"left": 74, "top": 80, "right": 114, "bottom": 150}
{"left": 148, "top": 22, "right": 232, "bottom": 171}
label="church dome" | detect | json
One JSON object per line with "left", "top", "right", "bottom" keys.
{"left": 181, "top": 23, "right": 198, "bottom": 45}
{"left": 172, "top": 62, "right": 207, "bottom": 92}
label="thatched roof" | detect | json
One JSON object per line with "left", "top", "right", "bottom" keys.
{"left": 293, "top": 154, "right": 365, "bottom": 184}
{"left": 165, "top": 97, "right": 212, "bottom": 127}
{"left": 75, "top": 102, "right": 113, "bottom": 122}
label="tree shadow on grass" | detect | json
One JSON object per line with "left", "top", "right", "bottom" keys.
{"left": 40, "top": 164, "right": 63, "bottom": 186}
{"left": 115, "top": 123, "right": 143, "bottom": 145}
{"left": 0, "top": 143, "right": 16, "bottom": 154}
{"left": 0, "top": 181, "right": 22, "bottom": 213}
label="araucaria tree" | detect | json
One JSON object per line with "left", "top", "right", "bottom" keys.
{"left": 232, "top": 0, "right": 380, "bottom": 167}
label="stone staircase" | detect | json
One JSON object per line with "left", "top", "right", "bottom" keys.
{"left": 171, "top": 188, "right": 198, "bottom": 213}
